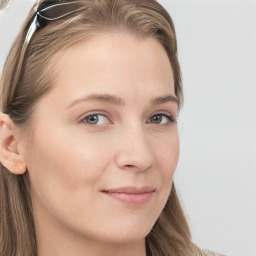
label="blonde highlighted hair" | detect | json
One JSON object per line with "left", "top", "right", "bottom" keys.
{"left": 0, "top": 0, "right": 198, "bottom": 255}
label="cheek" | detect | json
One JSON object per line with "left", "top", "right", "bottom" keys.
{"left": 146, "top": 131, "right": 179, "bottom": 221}
{"left": 153, "top": 131, "right": 179, "bottom": 185}
{"left": 25, "top": 128, "right": 112, "bottom": 202}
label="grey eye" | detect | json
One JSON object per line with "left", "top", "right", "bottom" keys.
{"left": 85, "top": 115, "right": 99, "bottom": 124}
{"left": 83, "top": 114, "right": 108, "bottom": 125}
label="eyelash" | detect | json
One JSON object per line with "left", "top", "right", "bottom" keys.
{"left": 80, "top": 112, "right": 176, "bottom": 126}
{"left": 147, "top": 113, "right": 176, "bottom": 125}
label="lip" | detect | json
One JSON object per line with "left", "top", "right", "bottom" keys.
{"left": 101, "top": 186, "right": 156, "bottom": 204}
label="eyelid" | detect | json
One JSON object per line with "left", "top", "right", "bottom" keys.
{"left": 79, "top": 111, "right": 112, "bottom": 125}
{"left": 147, "top": 112, "right": 176, "bottom": 125}
{"left": 79, "top": 112, "right": 176, "bottom": 126}
{"left": 78, "top": 107, "right": 177, "bottom": 123}
{"left": 149, "top": 109, "right": 177, "bottom": 121}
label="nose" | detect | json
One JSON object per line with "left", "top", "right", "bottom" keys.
{"left": 114, "top": 123, "right": 154, "bottom": 172}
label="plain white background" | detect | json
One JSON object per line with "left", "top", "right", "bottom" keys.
{"left": 0, "top": 1, "right": 255, "bottom": 255}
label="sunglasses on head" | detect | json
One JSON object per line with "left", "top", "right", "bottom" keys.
{"left": 26, "top": 1, "right": 85, "bottom": 45}
{"left": 13, "top": 1, "right": 85, "bottom": 91}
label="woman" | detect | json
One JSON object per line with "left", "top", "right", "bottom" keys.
{"left": 0, "top": 0, "right": 224, "bottom": 255}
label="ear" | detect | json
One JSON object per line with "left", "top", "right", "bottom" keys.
{"left": 0, "top": 114, "right": 26, "bottom": 174}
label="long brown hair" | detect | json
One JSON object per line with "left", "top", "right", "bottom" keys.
{"left": 0, "top": 0, "right": 197, "bottom": 255}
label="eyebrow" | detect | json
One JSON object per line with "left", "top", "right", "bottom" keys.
{"left": 66, "top": 93, "right": 178, "bottom": 109}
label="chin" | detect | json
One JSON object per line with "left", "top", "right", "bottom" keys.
{"left": 98, "top": 222, "right": 153, "bottom": 245}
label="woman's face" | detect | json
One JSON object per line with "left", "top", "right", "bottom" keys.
{"left": 23, "top": 33, "right": 179, "bottom": 246}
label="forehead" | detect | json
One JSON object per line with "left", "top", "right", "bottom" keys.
{"left": 47, "top": 32, "right": 175, "bottom": 106}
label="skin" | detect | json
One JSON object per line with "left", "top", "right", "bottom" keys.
{"left": 0, "top": 32, "right": 179, "bottom": 256}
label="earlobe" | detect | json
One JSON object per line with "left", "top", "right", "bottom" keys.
{"left": 0, "top": 114, "right": 27, "bottom": 175}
